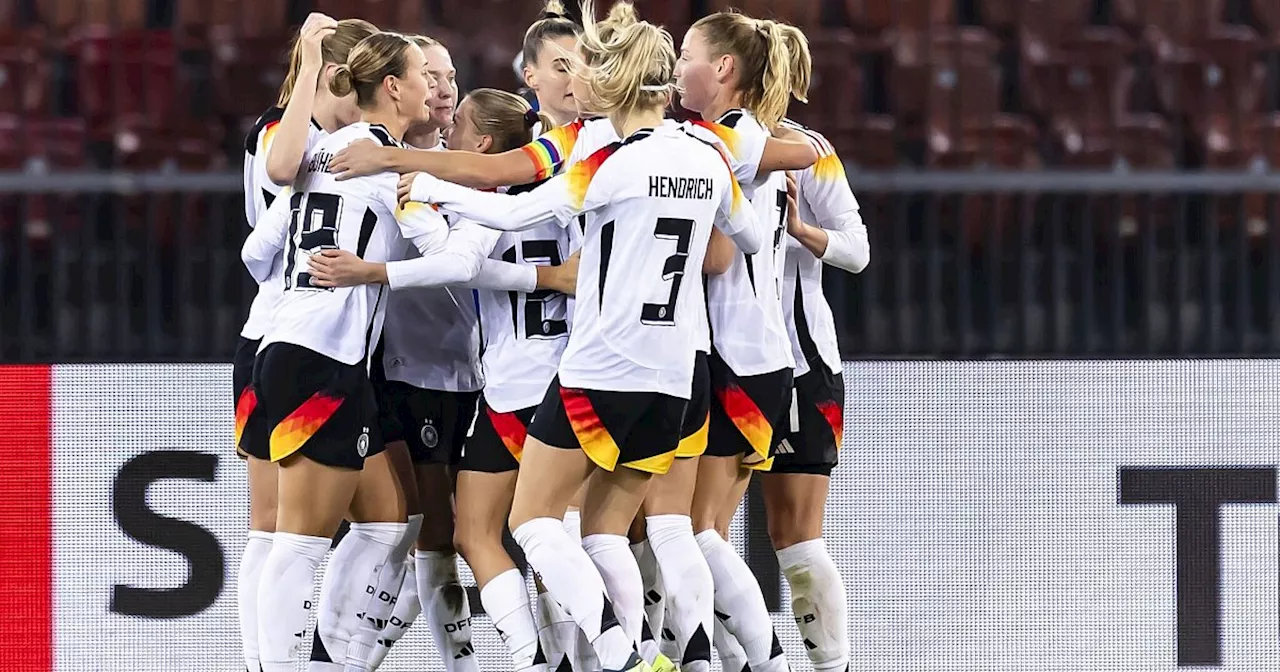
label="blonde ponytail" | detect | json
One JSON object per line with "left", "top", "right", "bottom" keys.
{"left": 755, "top": 19, "right": 792, "bottom": 129}
{"left": 691, "top": 12, "right": 810, "bottom": 129}
{"left": 577, "top": 0, "right": 675, "bottom": 118}
{"left": 779, "top": 24, "right": 811, "bottom": 103}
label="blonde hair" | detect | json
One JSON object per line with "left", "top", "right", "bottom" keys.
{"left": 277, "top": 18, "right": 378, "bottom": 107}
{"left": 329, "top": 32, "right": 417, "bottom": 108}
{"left": 523, "top": 0, "right": 582, "bottom": 66}
{"left": 464, "top": 88, "right": 556, "bottom": 153}
{"left": 690, "top": 12, "right": 810, "bottom": 128}
{"left": 777, "top": 23, "right": 811, "bottom": 104}
{"left": 577, "top": 0, "right": 675, "bottom": 118}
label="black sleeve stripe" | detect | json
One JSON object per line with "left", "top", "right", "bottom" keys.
{"left": 743, "top": 254, "right": 758, "bottom": 297}
{"left": 507, "top": 177, "right": 552, "bottom": 196}
{"left": 262, "top": 188, "right": 276, "bottom": 210}
{"left": 368, "top": 126, "right": 398, "bottom": 148}
{"left": 599, "top": 220, "right": 615, "bottom": 309}
{"left": 780, "top": 118, "right": 834, "bottom": 155}
{"left": 244, "top": 106, "right": 285, "bottom": 156}
{"left": 356, "top": 208, "right": 378, "bottom": 258}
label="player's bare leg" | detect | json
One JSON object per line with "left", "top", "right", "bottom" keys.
{"left": 456, "top": 470, "right": 546, "bottom": 672}
{"left": 760, "top": 473, "right": 847, "bottom": 672}
{"left": 693, "top": 456, "right": 789, "bottom": 672}
{"left": 580, "top": 464, "right": 657, "bottom": 652}
{"left": 240, "top": 457, "right": 278, "bottom": 672}
{"left": 362, "top": 442, "right": 423, "bottom": 669}
{"left": 638, "top": 457, "right": 713, "bottom": 671}
{"left": 509, "top": 438, "right": 641, "bottom": 672}
{"left": 305, "top": 450, "right": 411, "bottom": 672}
{"left": 258, "top": 456, "right": 361, "bottom": 672}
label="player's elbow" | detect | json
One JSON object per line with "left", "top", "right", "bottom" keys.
{"left": 458, "top": 252, "right": 486, "bottom": 283}
{"left": 265, "top": 159, "right": 298, "bottom": 187}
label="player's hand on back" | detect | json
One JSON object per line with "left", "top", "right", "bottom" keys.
{"left": 299, "top": 14, "right": 338, "bottom": 72}
{"left": 331, "top": 139, "right": 387, "bottom": 181}
{"left": 307, "top": 249, "right": 387, "bottom": 287}
{"left": 536, "top": 250, "right": 579, "bottom": 296}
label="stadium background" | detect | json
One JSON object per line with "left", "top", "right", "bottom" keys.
{"left": 4, "top": 0, "right": 1280, "bottom": 670}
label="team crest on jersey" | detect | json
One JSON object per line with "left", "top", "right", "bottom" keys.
{"left": 357, "top": 429, "right": 370, "bottom": 457}
{"left": 420, "top": 421, "right": 439, "bottom": 449}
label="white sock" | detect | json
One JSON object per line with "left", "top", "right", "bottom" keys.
{"left": 648, "top": 516, "right": 714, "bottom": 672}
{"left": 714, "top": 618, "right": 749, "bottom": 672}
{"left": 536, "top": 588, "right": 595, "bottom": 672}
{"left": 562, "top": 510, "right": 582, "bottom": 545}
{"left": 777, "top": 539, "right": 848, "bottom": 672}
{"left": 239, "top": 531, "right": 273, "bottom": 672}
{"left": 629, "top": 539, "right": 666, "bottom": 664}
{"left": 309, "top": 528, "right": 381, "bottom": 669}
{"left": 416, "top": 550, "right": 479, "bottom": 672}
{"left": 482, "top": 568, "right": 545, "bottom": 671}
{"left": 582, "top": 534, "right": 645, "bottom": 648}
{"left": 512, "top": 518, "right": 637, "bottom": 671}
{"left": 366, "top": 515, "right": 425, "bottom": 669}
{"left": 258, "top": 532, "right": 331, "bottom": 672}
{"left": 362, "top": 559, "right": 420, "bottom": 669}
{"left": 696, "top": 530, "right": 789, "bottom": 672}
{"left": 343, "top": 522, "right": 410, "bottom": 671}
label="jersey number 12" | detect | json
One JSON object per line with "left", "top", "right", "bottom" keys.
{"left": 502, "top": 240, "right": 569, "bottom": 340}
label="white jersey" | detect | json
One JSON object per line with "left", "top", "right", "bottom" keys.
{"left": 414, "top": 124, "right": 763, "bottom": 398}
{"left": 705, "top": 109, "right": 795, "bottom": 377}
{"left": 243, "top": 122, "right": 451, "bottom": 366}
{"left": 562, "top": 116, "right": 768, "bottom": 356}
{"left": 381, "top": 141, "right": 483, "bottom": 393}
{"left": 474, "top": 179, "right": 581, "bottom": 412}
{"left": 778, "top": 119, "right": 870, "bottom": 377}
{"left": 239, "top": 108, "right": 325, "bottom": 340}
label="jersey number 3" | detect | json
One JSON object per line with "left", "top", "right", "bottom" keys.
{"left": 641, "top": 217, "right": 694, "bottom": 326}
{"left": 502, "top": 240, "right": 569, "bottom": 340}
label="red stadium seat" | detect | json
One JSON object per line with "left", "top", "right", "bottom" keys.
{"left": 1154, "top": 32, "right": 1264, "bottom": 165}
{"left": 921, "top": 32, "right": 1037, "bottom": 168}
{"left": 849, "top": 0, "right": 954, "bottom": 34}
{"left": 827, "top": 116, "right": 899, "bottom": 168}
{"left": 0, "top": 28, "right": 47, "bottom": 117}
{"left": 0, "top": 114, "right": 21, "bottom": 170}
{"left": 1257, "top": 1, "right": 1280, "bottom": 42}
{"left": 1116, "top": 0, "right": 1229, "bottom": 58}
{"left": 72, "top": 28, "right": 177, "bottom": 132}
{"left": 796, "top": 30, "right": 865, "bottom": 128}
{"left": 25, "top": 117, "right": 88, "bottom": 169}
{"left": 890, "top": 28, "right": 998, "bottom": 120}
{"left": 212, "top": 33, "right": 290, "bottom": 118}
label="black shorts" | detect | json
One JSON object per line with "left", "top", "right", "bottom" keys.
{"left": 459, "top": 396, "right": 536, "bottom": 473}
{"left": 769, "top": 366, "right": 844, "bottom": 476}
{"left": 376, "top": 380, "right": 479, "bottom": 465}
{"left": 529, "top": 377, "right": 687, "bottom": 475}
{"left": 704, "top": 351, "right": 794, "bottom": 471}
{"left": 233, "top": 337, "right": 271, "bottom": 461}
{"left": 676, "top": 351, "right": 711, "bottom": 459}
{"left": 253, "top": 342, "right": 384, "bottom": 469}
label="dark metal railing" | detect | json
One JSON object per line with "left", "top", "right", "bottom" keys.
{"left": 4, "top": 170, "right": 1280, "bottom": 362}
